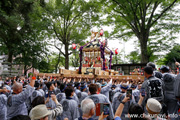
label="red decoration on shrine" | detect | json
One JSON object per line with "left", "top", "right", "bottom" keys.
{"left": 85, "top": 57, "right": 88, "bottom": 61}
{"left": 115, "top": 48, "right": 118, "bottom": 55}
{"left": 103, "top": 39, "right": 107, "bottom": 47}
{"left": 103, "top": 40, "right": 106, "bottom": 46}
{"left": 97, "top": 56, "right": 101, "bottom": 61}
{"left": 72, "top": 43, "right": 76, "bottom": 49}
{"left": 100, "top": 29, "right": 103, "bottom": 36}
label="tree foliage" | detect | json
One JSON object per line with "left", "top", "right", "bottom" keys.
{"left": 158, "top": 44, "right": 180, "bottom": 69}
{"left": 0, "top": 0, "right": 35, "bottom": 62}
{"left": 103, "top": 0, "right": 180, "bottom": 63}
{"left": 112, "top": 51, "right": 124, "bottom": 64}
{"left": 36, "top": 0, "right": 102, "bottom": 69}
{"left": 0, "top": 0, "right": 49, "bottom": 75}
{"left": 126, "top": 51, "right": 141, "bottom": 63}
{"left": 38, "top": 53, "right": 65, "bottom": 73}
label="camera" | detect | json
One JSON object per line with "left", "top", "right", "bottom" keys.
{"left": 96, "top": 103, "right": 110, "bottom": 116}
{"left": 126, "top": 89, "right": 132, "bottom": 100}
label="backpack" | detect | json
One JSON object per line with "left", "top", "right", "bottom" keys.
{"left": 174, "top": 74, "right": 180, "bottom": 100}
{"left": 147, "top": 77, "right": 164, "bottom": 102}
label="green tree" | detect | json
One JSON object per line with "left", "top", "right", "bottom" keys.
{"left": 0, "top": 0, "right": 50, "bottom": 75}
{"left": 112, "top": 52, "right": 124, "bottom": 64}
{"left": 37, "top": 0, "right": 102, "bottom": 69}
{"left": 0, "top": 0, "right": 36, "bottom": 62}
{"left": 103, "top": 0, "right": 180, "bottom": 63}
{"left": 158, "top": 44, "right": 180, "bottom": 67}
{"left": 38, "top": 53, "right": 65, "bottom": 73}
{"left": 38, "top": 60, "right": 54, "bottom": 73}
{"left": 69, "top": 50, "right": 80, "bottom": 69}
{"left": 126, "top": 51, "right": 141, "bottom": 63}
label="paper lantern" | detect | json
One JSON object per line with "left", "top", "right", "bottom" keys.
{"left": 115, "top": 48, "right": 118, "bottom": 55}
{"left": 72, "top": 43, "right": 76, "bottom": 49}
{"left": 100, "top": 29, "right": 103, "bottom": 36}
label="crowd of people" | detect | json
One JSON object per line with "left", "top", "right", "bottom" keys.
{"left": 0, "top": 62, "right": 180, "bottom": 120}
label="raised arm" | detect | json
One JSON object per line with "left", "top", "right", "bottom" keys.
{"left": 51, "top": 94, "right": 63, "bottom": 118}
{"left": 114, "top": 97, "right": 130, "bottom": 119}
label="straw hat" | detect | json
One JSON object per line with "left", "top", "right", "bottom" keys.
{"left": 30, "top": 104, "right": 52, "bottom": 120}
{"left": 146, "top": 98, "right": 162, "bottom": 114}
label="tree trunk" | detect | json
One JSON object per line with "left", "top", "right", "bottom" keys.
{"left": 139, "top": 33, "right": 149, "bottom": 63}
{"left": 8, "top": 50, "right": 13, "bottom": 63}
{"left": 24, "top": 65, "right": 27, "bottom": 76}
{"left": 55, "top": 52, "right": 61, "bottom": 73}
{"left": 65, "top": 43, "right": 69, "bottom": 69}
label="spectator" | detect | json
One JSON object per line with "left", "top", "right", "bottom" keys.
{"left": 31, "top": 95, "right": 63, "bottom": 120}
{"left": 74, "top": 82, "right": 81, "bottom": 95}
{"left": 131, "top": 84, "right": 140, "bottom": 103}
{"left": 7, "top": 78, "right": 35, "bottom": 120}
{"left": 141, "top": 66, "right": 164, "bottom": 112}
{"left": 160, "top": 66, "right": 178, "bottom": 120}
{"left": 67, "top": 82, "right": 79, "bottom": 104}
{"left": 137, "top": 83, "right": 142, "bottom": 91}
{"left": 76, "top": 98, "right": 95, "bottom": 120}
{"left": 60, "top": 86, "right": 80, "bottom": 120}
{"left": 45, "top": 82, "right": 56, "bottom": 109}
{"left": 10, "top": 115, "right": 31, "bottom": 120}
{"left": 145, "top": 98, "right": 167, "bottom": 120}
{"left": 56, "top": 83, "right": 66, "bottom": 103}
{"left": 26, "top": 81, "right": 44, "bottom": 112}
{"left": 54, "top": 81, "right": 61, "bottom": 95}
{"left": 0, "top": 77, "right": 3, "bottom": 87}
{"left": 99, "top": 79, "right": 112, "bottom": 100}
{"left": 0, "top": 93, "right": 7, "bottom": 120}
{"left": 109, "top": 84, "right": 117, "bottom": 102}
{"left": 77, "top": 84, "right": 88, "bottom": 116}
{"left": 75, "top": 98, "right": 108, "bottom": 120}
{"left": 39, "top": 83, "right": 45, "bottom": 96}
{"left": 4, "top": 80, "right": 11, "bottom": 91}
{"left": 30, "top": 104, "right": 51, "bottom": 120}
{"left": 78, "top": 84, "right": 88, "bottom": 104}
{"left": 86, "top": 83, "right": 114, "bottom": 120}
{"left": 147, "top": 62, "right": 162, "bottom": 79}
{"left": 128, "top": 103, "right": 145, "bottom": 120}
{"left": 34, "top": 81, "right": 44, "bottom": 96}
{"left": 114, "top": 96, "right": 146, "bottom": 120}
{"left": 31, "top": 96, "right": 46, "bottom": 108}
{"left": 112, "top": 83, "right": 135, "bottom": 120}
